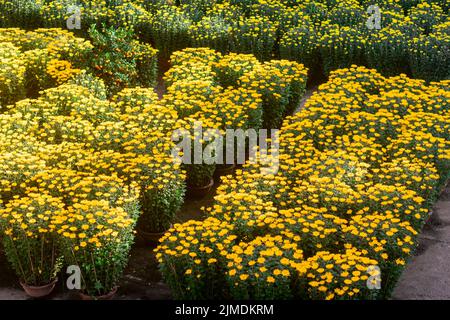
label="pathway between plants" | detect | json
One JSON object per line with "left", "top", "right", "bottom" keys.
{"left": 392, "top": 182, "right": 450, "bottom": 300}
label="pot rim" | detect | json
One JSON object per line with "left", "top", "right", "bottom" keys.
{"left": 20, "top": 277, "right": 58, "bottom": 289}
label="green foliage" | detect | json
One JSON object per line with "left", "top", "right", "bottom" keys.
{"left": 139, "top": 180, "right": 186, "bottom": 233}
{"left": 0, "top": 194, "right": 64, "bottom": 286}
{"left": 86, "top": 24, "right": 158, "bottom": 96}
{"left": 280, "top": 25, "right": 320, "bottom": 76}
{"left": 319, "top": 23, "right": 365, "bottom": 76}
{"left": 408, "top": 32, "right": 450, "bottom": 82}
{"left": 68, "top": 70, "right": 108, "bottom": 100}
{"left": 184, "top": 163, "right": 216, "bottom": 188}
{"left": 149, "top": 6, "right": 192, "bottom": 58}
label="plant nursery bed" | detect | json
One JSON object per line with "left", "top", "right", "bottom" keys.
{"left": 0, "top": 190, "right": 218, "bottom": 300}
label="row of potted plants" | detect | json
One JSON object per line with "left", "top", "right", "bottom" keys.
{"left": 0, "top": 25, "right": 159, "bottom": 104}
{"left": 1, "top": 0, "right": 448, "bottom": 81}
{"left": 155, "top": 66, "right": 450, "bottom": 300}
{"left": 0, "top": 26, "right": 172, "bottom": 297}
{"left": 162, "top": 47, "right": 308, "bottom": 191}
{"left": 1, "top": 30, "right": 310, "bottom": 297}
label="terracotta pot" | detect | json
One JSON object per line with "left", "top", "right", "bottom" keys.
{"left": 79, "top": 286, "right": 118, "bottom": 300}
{"left": 187, "top": 178, "right": 214, "bottom": 198}
{"left": 214, "top": 164, "right": 236, "bottom": 179}
{"left": 138, "top": 225, "right": 172, "bottom": 243}
{"left": 20, "top": 278, "right": 58, "bottom": 298}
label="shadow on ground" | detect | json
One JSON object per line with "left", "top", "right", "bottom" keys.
{"left": 0, "top": 181, "right": 219, "bottom": 300}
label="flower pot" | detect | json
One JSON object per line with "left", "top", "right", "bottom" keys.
{"left": 79, "top": 286, "right": 118, "bottom": 300}
{"left": 214, "top": 164, "right": 236, "bottom": 179}
{"left": 138, "top": 225, "right": 172, "bottom": 244}
{"left": 20, "top": 278, "right": 58, "bottom": 298}
{"left": 187, "top": 178, "right": 214, "bottom": 198}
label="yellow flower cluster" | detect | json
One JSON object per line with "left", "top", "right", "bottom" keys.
{"left": 157, "top": 65, "right": 449, "bottom": 300}
{"left": 240, "top": 59, "right": 308, "bottom": 127}
{"left": 1, "top": 1, "right": 447, "bottom": 79}
{"left": 0, "top": 42, "right": 26, "bottom": 107}
{"left": 225, "top": 234, "right": 303, "bottom": 299}
{"left": 0, "top": 193, "right": 65, "bottom": 239}
{"left": 46, "top": 59, "right": 81, "bottom": 85}
{"left": 161, "top": 47, "right": 306, "bottom": 187}
{"left": 0, "top": 40, "right": 311, "bottom": 294}
{"left": 0, "top": 28, "right": 93, "bottom": 106}
{"left": 297, "top": 246, "right": 380, "bottom": 300}
{"left": 155, "top": 218, "right": 237, "bottom": 299}
{"left": 0, "top": 193, "right": 65, "bottom": 285}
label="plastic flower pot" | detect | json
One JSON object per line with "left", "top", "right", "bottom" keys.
{"left": 214, "top": 164, "right": 236, "bottom": 179}
{"left": 20, "top": 278, "right": 58, "bottom": 298}
{"left": 187, "top": 178, "right": 214, "bottom": 199}
{"left": 78, "top": 287, "right": 118, "bottom": 300}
